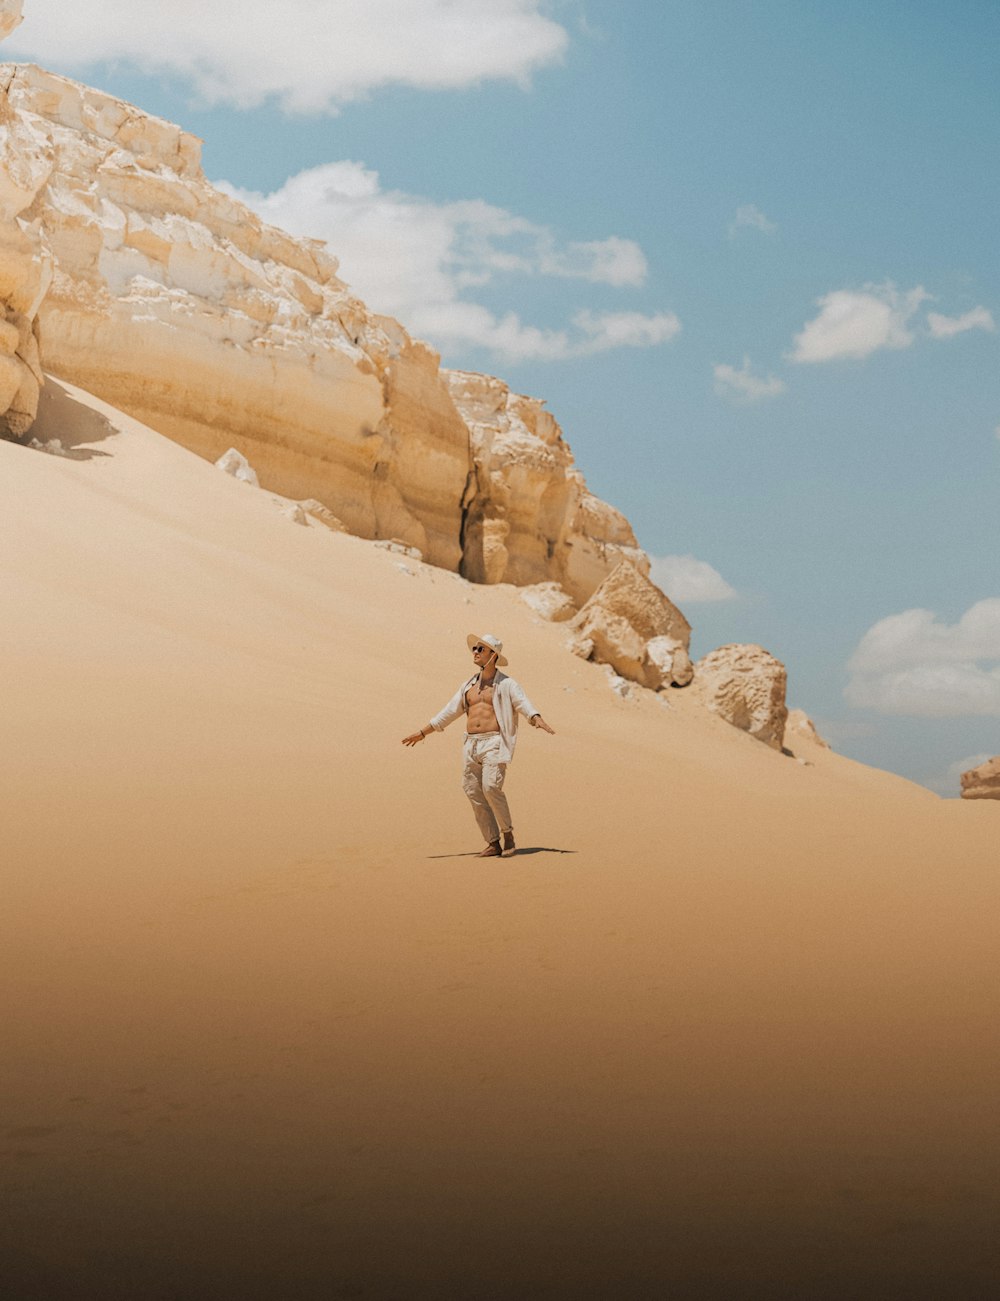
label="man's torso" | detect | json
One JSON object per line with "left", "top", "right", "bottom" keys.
{"left": 465, "top": 677, "right": 500, "bottom": 735}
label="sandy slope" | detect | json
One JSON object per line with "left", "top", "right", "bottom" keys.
{"left": 2, "top": 379, "right": 998, "bottom": 1299}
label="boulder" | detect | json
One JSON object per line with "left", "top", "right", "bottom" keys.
{"left": 960, "top": 756, "right": 1000, "bottom": 801}
{"left": 694, "top": 644, "right": 788, "bottom": 750}
{"left": 569, "top": 560, "right": 693, "bottom": 689}
{"left": 215, "top": 447, "right": 259, "bottom": 486}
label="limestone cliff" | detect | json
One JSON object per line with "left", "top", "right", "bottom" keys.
{"left": 443, "top": 369, "right": 647, "bottom": 604}
{"left": 0, "top": 60, "right": 646, "bottom": 603}
{"left": 0, "top": 9, "right": 49, "bottom": 437}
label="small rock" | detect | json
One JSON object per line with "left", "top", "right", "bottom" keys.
{"left": 215, "top": 447, "right": 259, "bottom": 486}
{"left": 519, "top": 582, "right": 577, "bottom": 622}
{"left": 376, "top": 538, "right": 423, "bottom": 561}
{"left": 280, "top": 503, "right": 308, "bottom": 526}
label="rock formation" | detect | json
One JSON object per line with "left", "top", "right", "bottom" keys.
{"left": 0, "top": 59, "right": 645, "bottom": 604}
{"left": 693, "top": 644, "right": 788, "bottom": 750}
{"left": 443, "top": 369, "right": 648, "bottom": 602}
{"left": 568, "top": 560, "right": 693, "bottom": 689}
{"left": 960, "top": 756, "right": 1000, "bottom": 801}
{"left": 0, "top": 9, "right": 50, "bottom": 438}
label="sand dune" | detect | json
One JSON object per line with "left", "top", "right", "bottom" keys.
{"left": 3, "top": 380, "right": 998, "bottom": 1298}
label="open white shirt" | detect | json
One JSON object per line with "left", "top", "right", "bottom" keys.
{"left": 429, "top": 670, "right": 539, "bottom": 764}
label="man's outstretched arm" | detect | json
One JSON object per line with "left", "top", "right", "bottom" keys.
{"left": 510, "top": 680, "right": 555, "bottom": 735}
{"left": 402, "top": 684, "right": 466, "bottom": 747}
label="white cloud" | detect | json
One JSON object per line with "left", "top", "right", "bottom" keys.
{"left": 926, "top": 306, "right": 996, "bottom": 339}
{"left": 845, "top": 599, "right": 1000, "bottom": 716}
{"left": 789, "top": 282, "right": 928, "bottom": 363}
{"left": 713, "top": 356, "right": 786, "bottom": 402}
{"left": 6, "top": 0, "right": 569, "bottom": 114}
{"left": 648, "top": 554, "right": 737, "bottom": 604}
{"left": 219, "top": 163, "right": 679, "bottom": 362}
{"left": 923, "top": 752, "right": 993, "bottom": 797}
{"left": 728, "top": 204, "right": 777, "bottom": 238}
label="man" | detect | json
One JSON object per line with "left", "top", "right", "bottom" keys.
{"left": 402, "top": 633, "right": 555, "bottom": 858}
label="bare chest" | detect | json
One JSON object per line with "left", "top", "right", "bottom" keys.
{"left": 465, "top": 680, "right": 500, "bottom": 732}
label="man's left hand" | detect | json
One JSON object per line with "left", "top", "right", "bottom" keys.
{"left": 531, "top": 715, "right": 555, "bottom": 735}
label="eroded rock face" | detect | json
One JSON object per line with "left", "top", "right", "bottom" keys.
{"left": 569, "top": 560, "right": 693, "bottom": 689}
{"left": 694, "top": 644, "right": 788, "bottom": 749}
{"left": 443, "top": 369, "right": 649, "bottom": 603}
{"left": 0, "top": 33, "right": 51, "bottom": 438}
{"left": 2, "top": 62, "right": 469, "bottom": 566}
{"left": 960, "top": 756, "right": 1000, "bottom": 801}
{"left": 2, "top": 62, "right": 645, "bottom": 599}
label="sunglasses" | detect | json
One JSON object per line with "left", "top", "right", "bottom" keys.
{"left": 472, "top": 645, "right": 489, "bottom": 653}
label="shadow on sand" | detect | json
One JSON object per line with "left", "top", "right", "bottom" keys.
{"left": 20, "top": 379, "right": 117, "bottom": 461}
{"left": 427, "top": 847, "right": 577, "bottom": 859}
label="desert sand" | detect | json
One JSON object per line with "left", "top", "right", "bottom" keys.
{"left": 3, "top": 379, "right": 999, "bottom": 1298}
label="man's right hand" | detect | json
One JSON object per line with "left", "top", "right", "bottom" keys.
{"left": 401, "top": 730, "right": 427, "bottom": 747}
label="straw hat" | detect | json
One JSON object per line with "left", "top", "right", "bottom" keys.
{"left": 467, "top": 632, "right": 508, "bottom": 667}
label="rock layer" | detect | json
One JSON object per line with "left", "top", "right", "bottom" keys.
{"left": 960, "top": 756, "right": 1000, "bottom": 801}
{"left": 569, "top": 560, "right": 693, "bottom": 689}
{"left": 0, "top": 20, "right": 50, "bottom": 437}
{"left": 444, "top": 369, "right": 648, "bottom": 603}
{"left": 693, "top": 643, "right": 788, "bottom": 750}
{"left": 1, "top": 61, "right": 644, "bottom": 600}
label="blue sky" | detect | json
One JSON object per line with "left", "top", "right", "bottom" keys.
{"left": 9, "top": 0, "right": 1000, "bottom": 791}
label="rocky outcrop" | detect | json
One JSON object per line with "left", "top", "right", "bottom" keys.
{"left": 0, "top": 17, "right": 50, "bottom": 438}
{"left": 1, "top": 61, "right": 645, "bottom": 600}
{"left": 786, "top": 708, "right": 829, "bottom": 749}
{"left": 568, "top": 560, "right": 693, "bottom": 689}
{"left": 960, "top": 756, "right": 1000, "bottom": 801}
{"left": 693, "top": 644, "right": 788, "bottom": 750}
{"left": 0, "top": 62, "right": 470, "bottom": 566}
{"left": 443, "top": 369, "right": 648, "bottom": 602}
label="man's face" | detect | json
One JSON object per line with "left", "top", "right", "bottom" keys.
{"left": 472, "top": 643, "right": 493, "bottom": 668}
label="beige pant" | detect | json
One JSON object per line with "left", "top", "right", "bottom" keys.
{"left": 462, "top": 732, "right": 512, "bottom": 844}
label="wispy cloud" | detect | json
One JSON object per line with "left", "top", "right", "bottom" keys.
{"left": 845, "top": 599, "right": 1000, "bottom": 716}
{"left": 923, "top": 752, "right": 993, "bottom": 797}
{"left": 219, "top": 162, "right": 679, "bottom": 362}
{"left": 6, "top": 0, "right": 569, "bottom": 114}
{"left": 728, "top": 204, "right": 777, "bottom": 238}
{"left": 790, "top": 282, "right": 929, "bottom": 363}
{"left": 649, "top": 554, "right": 736, "bottom": 604}
{"left": 926, "top": 306, "right": 995, "bottom": 339}
{"left": 713, "top": 356, "right": 786, "bottom": 403}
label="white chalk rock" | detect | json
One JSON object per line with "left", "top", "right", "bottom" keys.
{"left": 2, "top": 60, "right": 653, "bottom": 606}
{"left": 519, "top": 582, "right": 577, "bottom": 622}
{"left": 694, "top": 643, "right": 788, "bottom": 750}
{"left": 0, "top": 49, "right": 52, "bottom": 439}
{"left": 215, "top": 447, "right": 259, "bottom": 486}
{"left": 960, "top": 756, "right": 1000, "bottom": 801}
{"left": 443, "top": 368, "right": 649, "bottom": 603}
{"left": 299, "top": 499, "right": 347, "bottom": 532}
{"left": 570, "top": 560, "right": 692, "bottom": 689}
